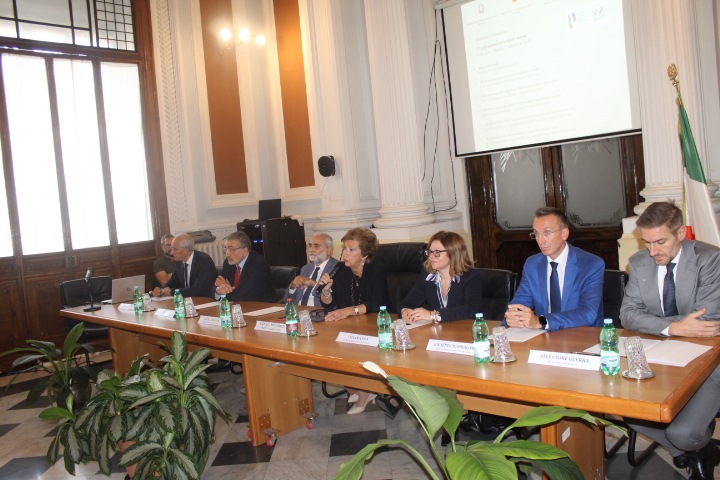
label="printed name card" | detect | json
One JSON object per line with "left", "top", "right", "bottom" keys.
{"left": 198, "top": 315, "right": 220, "bottom": 326}
{"left": 155, "top": 308, "right": 176, "bottom": 318}
{"left": 426, "top": 339, "right": 474, "bottom": 356}
{"left": 336, "top": 332, "right": 379, "bottom": 347}
{"left": 118, "top": 303, "right": 134, "bottom": 312}
{"left": 528, "top": 350, "right": 601, "bottom": 371}
{"left": 255, "top": 321, "right": 287, "bottom": 334}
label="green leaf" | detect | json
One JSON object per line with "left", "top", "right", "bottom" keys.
{"left": 62, "top": 323, "right": 85, "bottom": 358}
{"left": 386, "top": 376, "right": 449, "bottom": 438}
{"left": 169, "top": 448, "right": 199, "bottom": 479}
{"left": 531, "top": 457, "right": 584, "bottom": 480}
{"left": 475, "top": 440, "right": 569, "bottom": 461}
{"left": 169, "top": 331, "right": 187, "bottom": 360}
{"left": 39, "top": 406, "right": 75, "bottom": 422}
{"left": 155, "top": 402, "right": 176, "bottom": 434}
{"left": 120, "top": 441, "right": 163, "bottom": 466}
{"left": 334, "top": 442, "right": 385, "bottom": 480}
{"left": 446, "top": 449, "right": 518, "bottom": 480}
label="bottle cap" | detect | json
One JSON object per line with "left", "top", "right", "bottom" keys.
{"left": 604, "top": 318, "right": 613, "bottom": 324}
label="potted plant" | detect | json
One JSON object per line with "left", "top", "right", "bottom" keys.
{"left": 40, "top": 330, "right": 232, "bottom": 479}
{"left": 0, "top": 322, "right": 101, "bottom": 409}
{"left": 334, "top": 362, "right": 626, "bottom": 480}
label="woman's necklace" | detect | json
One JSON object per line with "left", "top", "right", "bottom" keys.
{"left": 350, "top": 273, "right": 362, "bottom": 306}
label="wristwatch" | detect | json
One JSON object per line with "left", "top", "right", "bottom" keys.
{"left": 538, "top": 315, "right": 548, "bottom": 330}
{"left": 354, "top": 306, "right": 360, "bottom": 316}
{"left": 431, "top": 310, "right": 442, "bottom": 323}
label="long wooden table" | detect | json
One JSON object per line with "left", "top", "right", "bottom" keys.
{"left": 60, "top": 299, "right": 720, "bottom": 479}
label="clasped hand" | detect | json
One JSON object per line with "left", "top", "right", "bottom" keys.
{"left": 504, "top": 304, "right": 541, "bottom": 329}
{"left": 215, "top": 276, "right": 233, "bottom": 295}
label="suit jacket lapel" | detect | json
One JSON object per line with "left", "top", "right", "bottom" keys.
{"left": 637, "top": 255, "right": 662, "bottom": 317}
{"left": 536, "top": 257, "right": 549, "bottom": 314}
{"left": 562, "top": 245, "right": 578, "bottom": 310}
{"left": 676, "top": 240, "right": 698, "bottom": 314}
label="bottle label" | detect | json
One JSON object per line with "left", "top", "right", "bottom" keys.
{"left": 474, "top": 340, "right": 491, "bottom": 359}
{"left": 378, "top": 331, "right": 393, "bottom": 349}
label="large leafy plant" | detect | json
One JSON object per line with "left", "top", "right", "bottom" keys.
{"left": 0, "top": 322, "right": 100, "bottom": 408}
{"left": 40, "top": 331, "right": 231, "bottom": 480}
{"left": 335, "top": 362, "right": 625, "bottom": 480}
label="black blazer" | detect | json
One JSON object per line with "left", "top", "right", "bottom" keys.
{"left": 220, "top": 251, "right": 274, "bottom": 302}
{"left": 399, "top": 268, "right": 484, "bottom": 322}
{"left": 165, "top": 250, "right": 217, "bottom": 298}
{"left": 325, "top": 262, "right": 389, "bottom": 314}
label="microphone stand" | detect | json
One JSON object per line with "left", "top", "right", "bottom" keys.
{"left": 84, "top": 278, "right": 101, "bottom": 312}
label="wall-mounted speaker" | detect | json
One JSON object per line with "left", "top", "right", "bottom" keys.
{"left": 318, "top": 155, "right": 336, "bottom": 177}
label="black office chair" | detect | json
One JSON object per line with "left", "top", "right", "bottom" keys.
{"left": 603, "top": 269, "right": 629, "bottom": 328}
{"left": 59, "top": 277, "right": 112, "bottom": 365}
{"left": 269, "top": 265, "right": 301, "bottom": 303}
{"left": 374, "top": 242, "right": 427, "bottom": 314}
{"left": 476, "top": 268, "right": 518, "bottom": 320}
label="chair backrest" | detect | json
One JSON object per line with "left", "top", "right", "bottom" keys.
{"left": 603, "top": 269, "right": 629, "bottom": 328}
{"left": 476, "top": 268, "right": 518, "bottom": 320}
{"left": 270, "top": 265, "right": 301, "bottom": 303}
{"left": 374, "top": 242, "right": 427, "bottom": 314}
{"left": 60, "top": 276, "right": 113, "bottom": 308}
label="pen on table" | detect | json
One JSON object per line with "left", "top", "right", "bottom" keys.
{"left": 570, "top": 351, "right": 600, "bottom": 356}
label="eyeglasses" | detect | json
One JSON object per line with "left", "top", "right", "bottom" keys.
{"left": 162, "top": 243, "right": 172, "bottom": 248}
{"left": 529, "top": 230, "right": 558, "bottom": 240}
{"left": 224, "top": 246, "right": 245, "bottom": 253}
{"left": 425, "top": 249, "right": 448, "bottom": 258}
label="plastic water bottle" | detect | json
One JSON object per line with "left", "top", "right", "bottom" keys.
{"left": 219, "top": 295, "right": 232, "bottom": 328}
{"left": 173, "top": 289, "right": 186, "bottom": 319}
{"left": 285, "top": 298, "right": 298, "bottom": 337}
{"left": 133, "top": 286, "right": 143, "bottom": 314}
{"left": 600, "top": 318, "right": 620, "bottom": 375}
{"left": 377, "top": 306, "right": 393, "bottom": 349}
{"left": 472, "top": 313, "right": 491, "bottom": 363}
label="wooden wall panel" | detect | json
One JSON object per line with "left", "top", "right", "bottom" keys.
{"left": 274, "top": 0, "right": 314, "bottom": 188}
{"left": 199, "top": 0, "right": 248, "bottom": 195}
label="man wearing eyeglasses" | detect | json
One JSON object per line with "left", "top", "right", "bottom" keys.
{"left": 152, "top": 232, "right": 217, "bottom": 298}
{"left": 504, "top": 206, "right": 604, "bottom": 331}
{"left": 214, "top": 230, "right": 274, "bottom": 302}
{"left": 152, "top": 233, "right": 176, "bottom": 288}
{"left": 286, "top": 233, "right": 339, "bottom": 306}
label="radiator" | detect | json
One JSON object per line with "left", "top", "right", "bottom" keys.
{"left": 195, "top": 240, "right": 225, "bottom": 266}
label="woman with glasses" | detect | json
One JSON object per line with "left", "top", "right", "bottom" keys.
{"left": 399, "top": 230, "right": 483, "bottom": 324}
{"left": 319, "top": 227, "right": 390, "bottom": 414}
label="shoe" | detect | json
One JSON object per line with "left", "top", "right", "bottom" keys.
{"left": 347, "top": 393, "right": 376, "bottom": 415}
{"left": 673, "top": 453, "right": 689, "bottom": 469}
{"left": 479, "top": 413, "right": 514, "bottom": 435}
{"left": 376, "top": 395, "right": 403, "bottom": 419}
{"left": 458, "top": 412, "right": 481, "bottom": 433}
{"left": 687, "top": 441, "right": 720, "bottom": 480}
{"left": 347, "top": 393, "right": 359, "bottom": 404}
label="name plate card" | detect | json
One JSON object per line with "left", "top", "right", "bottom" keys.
{"left": 198, "top": 315, "right": 220, "bottom": 326}
{"left": 118, "top": 303, "right": 134, "bottom": 312}
{"left": 426, "top": 339, "right": 474, "bottom": 357}
{"left": 528, "top": 350, "right": 601, "bottom": 371}
{"left": 255, "top": 321, "right": 287, "bottom": 334}
{"left": 336, "top": 332, "right": 379, "bottom": 347}
{"left": 155, "top": 308, "right": 176, "bottom": 318}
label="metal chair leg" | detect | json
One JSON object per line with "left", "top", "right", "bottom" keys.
{"left": 321, "top": 381, "right": 347, "bottom": 398}
{"left": 627, "top": 428, "right": 658, "bottom": 466}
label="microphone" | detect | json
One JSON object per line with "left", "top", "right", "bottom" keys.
{"left": 314, "top": 263, "right": 342, "bottom": 296}
{"left": 85, "top": 267, "right": 93, "bottom": 285}
{"left": 83, "top": 267, "right": 101, "bottom": 312}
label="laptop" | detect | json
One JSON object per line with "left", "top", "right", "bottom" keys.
{"left": 102, "top": 275, "right": 146, "bottom": 304}
{"left": 258, "top": 199, "right": 281, "bottom": 221}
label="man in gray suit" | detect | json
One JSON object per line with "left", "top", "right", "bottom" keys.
{"left": 287, "top": 233, "right": 339, "bottom": 306}
{"left": 621, "top": 201, "right": 720, "bottom": 480}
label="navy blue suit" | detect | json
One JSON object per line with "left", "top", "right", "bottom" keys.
{"left": 509, "top": 244, "right": 604, "bottom": 331}
{"left": 399, "top": 269, "right": 484, "bottom": 322}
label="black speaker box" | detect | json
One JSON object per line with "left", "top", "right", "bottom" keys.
{"left": 237, "top": 218, "right": 306, "bottom": 267}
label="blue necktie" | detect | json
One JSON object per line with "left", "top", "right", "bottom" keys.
{"left": 663, "top": 263, "right": 678, "bottom": 317}
{"left": 300, "top": 266, "right": 320, "bottom": 305}
{"left": 550, "top": 261, "right": 561, "bottom": 313}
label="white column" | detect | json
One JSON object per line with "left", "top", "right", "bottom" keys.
{"left": 362, "top": 0, "right": 436, "bottom": 228}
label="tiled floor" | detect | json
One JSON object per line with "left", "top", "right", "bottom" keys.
{"left": 0, "top": 358, "right": 712, "bottom": 479}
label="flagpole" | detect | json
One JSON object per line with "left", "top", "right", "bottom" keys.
{"left": 667, "top": 64, "right": 693, "bottom": 239}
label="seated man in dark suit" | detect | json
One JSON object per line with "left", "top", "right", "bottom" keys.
{"left": 215, "top": 231, "right": 274, "bottom": 302}
{"left": 151, "top": 232, "right": 216, "bottom": 298}
{"left": 286, "top": 233, "right": 339, "bottom": 306}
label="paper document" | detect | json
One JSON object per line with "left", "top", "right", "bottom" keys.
{"left": 405, "top": 320, "right": 432, "bottom": 330}
{"left": 504, "top": 328, "right": 546, "bottom": 342}
{"left": 194, "top": 301, "right": 220, "bottom": 310}
{"left": 245, "top": 306, "right": 285, "bottom": 316}
{"left": 584, "top": 337, "right": 711, "bottom": 367}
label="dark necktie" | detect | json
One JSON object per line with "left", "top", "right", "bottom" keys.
{"left": 663, "top": 263, "right": 678, "bottom": 317}
{"left": 301, "top": 266, "right": 321, "bottom": 305}
{"left": 234, "top": 265, "right": 242, "bottom": 289}
{"left": 183, "top": 262, "right": 189, "bottom": 288}
{"left": 550, "top": 261, "right": 562, "bottom": 313}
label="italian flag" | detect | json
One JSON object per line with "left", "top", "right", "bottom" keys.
{"left": 677, "top": 101, "right": 720, "bottom": 246}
